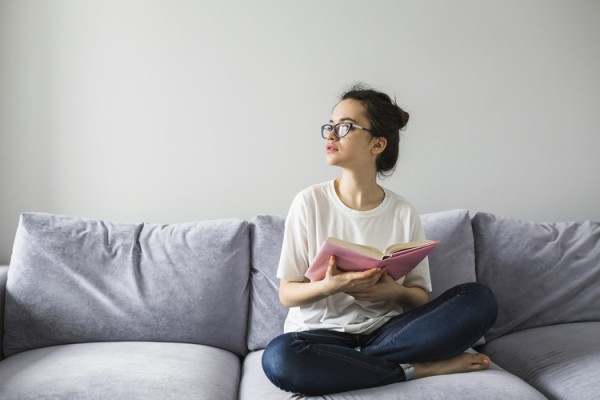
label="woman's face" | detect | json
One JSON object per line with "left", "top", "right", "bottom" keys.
{"left": 325, "top": 99, "right": 383, "bottom": 170}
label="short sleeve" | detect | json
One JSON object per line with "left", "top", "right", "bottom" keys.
{"left": 276, "top": 192, "right": 311, "bottom": 281}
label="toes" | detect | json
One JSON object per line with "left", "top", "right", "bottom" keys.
{"left": 471, "top": 354, "right": 490, "bottom": 370}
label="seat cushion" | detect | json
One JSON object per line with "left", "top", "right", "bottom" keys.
{"left": 4, "top": 213, "right": 250, "bottom": 357}
{"left": 239, "top": 350, "right": 547, "bottom": 400}
{"left": 480, "top": 322, "right": 600, "bottom": 400}
{"left": 472, "top": 212, "right": 600, "bottom": 341}
{"left": 0, "top": 342, "right": 241, "bottom": 400}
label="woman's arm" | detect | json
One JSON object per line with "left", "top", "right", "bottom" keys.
{"left": 280, "top": 259, "right": 428, "bottom": 311}
{"left": 279, "top": 256, "right": 386, "bottom": 308}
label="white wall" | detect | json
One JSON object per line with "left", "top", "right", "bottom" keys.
{"left": 1, "top": 0, "right": 599, "bottom": 264}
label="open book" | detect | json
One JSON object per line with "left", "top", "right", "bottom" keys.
{"left": 305, "top": 237, "right": 440, "bottom": 282}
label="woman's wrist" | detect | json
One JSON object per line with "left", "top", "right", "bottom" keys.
{"left": 318, "top": 277, "right": 341, "bottom": 298}
{"left": 280, "top": 279, "right": 339, "bottom": 308}
{"left": 394, "top": 285, "right": 428, "bottom": 311}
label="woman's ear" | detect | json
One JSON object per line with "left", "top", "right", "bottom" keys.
{"left": 371, "top": 137, "right": 387, "bottom": 155}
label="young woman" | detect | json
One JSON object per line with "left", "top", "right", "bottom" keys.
{"left": 262, "top": 85, "right": 498, "bottom": 395}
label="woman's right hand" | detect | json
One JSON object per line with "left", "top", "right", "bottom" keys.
{"left": 322, "top": 255, "right": 386, "bottom": 296}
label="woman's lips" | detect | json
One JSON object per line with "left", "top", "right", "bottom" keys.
{"left": 326, "top": 144, "right": 338, "bottom": 153}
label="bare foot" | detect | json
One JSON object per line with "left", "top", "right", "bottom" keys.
{"left": 412, "top": 353, "right": 491, "bottom": 379}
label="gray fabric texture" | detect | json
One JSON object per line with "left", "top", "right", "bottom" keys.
{"left": 421, "top": 209, "right": 477, "bottom": 301}
{"left": 472, "top": 212, "right": 600, "bottom": 341}
{"left": 239, "top": 350, "right": 548, "bottom": 400}
{"left": 247, "top": 215, "right": 288, "bottom": 351}
{"left": 481, "top": 322, "right": 600, "bottom": 400}
{"left": 4, "top": 213, "right": 251, "bottom": 357}
{"left": 0, "top": 265, "right": 8, "bottom": 360}
{"left": 0, "top": 341, "right": 241, "bottom": 400}
{"left": 240, "top": 351, "right": 299, "bottom": 400}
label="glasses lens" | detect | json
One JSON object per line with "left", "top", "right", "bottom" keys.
{"left": 321, "top": 124, "right": 333, "bottom": 138}
{"left": 336, "top": 123, "right": 351, "bottom": 138}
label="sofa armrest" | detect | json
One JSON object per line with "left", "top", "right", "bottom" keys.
{"left": 0, "top": 265, "right": 8, "bottom": 361}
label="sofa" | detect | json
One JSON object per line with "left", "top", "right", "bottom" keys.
{"left": 0, "top": 209, "right": 598, "bottom": 399}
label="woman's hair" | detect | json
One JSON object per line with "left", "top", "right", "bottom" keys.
{"left": 340, "top": 83, "right": 409, "bottom": 177}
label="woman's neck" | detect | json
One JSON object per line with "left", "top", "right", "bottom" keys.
{"left": 334, "top": 172, "right": 385, "bottom": 211}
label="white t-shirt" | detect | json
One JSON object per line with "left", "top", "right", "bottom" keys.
{"left": 277, "top": 180, "right": 432, "bottom": 334}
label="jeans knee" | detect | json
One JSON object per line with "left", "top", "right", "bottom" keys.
{"left": 262, "top": 334, "right": 298, "bottom": 391}
{"left": 463, "top": 282, "right": 499, "bottom": 324}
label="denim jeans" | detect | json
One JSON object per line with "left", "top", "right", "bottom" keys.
{"left": 262, "top": 282, "right": 498, "bottom": 395}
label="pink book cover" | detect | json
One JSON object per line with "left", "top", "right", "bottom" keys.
{"left": 305, "top": 240, "right": 440, "bottom": 282}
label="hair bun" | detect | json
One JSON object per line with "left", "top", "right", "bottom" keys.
{"left": 397, "top": 107, "right": 409, "bottom": 129}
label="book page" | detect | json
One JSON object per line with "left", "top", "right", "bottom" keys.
{"left": 384, "top": 240, "right": 437, "bottom": 256}
{"left": 326, "top": 237, "right": 384, "bottom": 259}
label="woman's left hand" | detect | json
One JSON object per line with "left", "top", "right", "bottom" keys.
{"left": 348, "top": 273, "right": 429, "bottom": 310}
{"left": 346, "top": 273, "right": 402, "bottom": 302}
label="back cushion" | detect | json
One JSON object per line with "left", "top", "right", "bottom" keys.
{"left": 0, "top": 266, "right": 8, "bottom": 359}
{"left": 4, "top": 213, "right": 250, "bottom": 357}
{"left": 246, "top": 210, "right": 477, "bottom": 350}
{"left": 472, "top": 212, "right": 600, "bottom": 341}
{"left": 421, "top": 209, "right": 477, "bottom": 301}
{"left": 247, "top": 215, "right": 287, "bottom": 351}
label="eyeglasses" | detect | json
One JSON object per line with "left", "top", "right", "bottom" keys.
{"left": 321, "top": 122, "right": 376, "bottom": 139}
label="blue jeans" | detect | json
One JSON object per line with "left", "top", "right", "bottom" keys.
{"left": 262, "top": 283, "right": 498, "bottom": 395}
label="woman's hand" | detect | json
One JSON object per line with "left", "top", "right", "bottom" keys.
{"left": 345, "top": 272, "right": 401, "bottom": 302}
{"left": 348, "top": 272, "right": 429, "bottom": 310}
{"left": 322, "top": 255, "right": 386, "bottom": 295}
{"left": 330, "top": 256, "right": 429, "bottom": 309}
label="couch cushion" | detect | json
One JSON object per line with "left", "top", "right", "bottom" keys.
{"left": 472, "top": 212, "right": 600, "bottom": 341}
{"left": 239, "top": 350, "right": 547, "bottom": 400}
{"left": 421, "top": 209, "right": 477, "bottom": 301}
{"left": 0, "top": 342, "right": 240, "bottom": 400}
{"left": 0, "top": 265, "right": 8, "bottom": 360}
{"left": 480, "top": 322, "right": 600, "bottom": 400}
{"left": 247, "top": 215, "right": 288, "bottom": 351}
{"left": 4, "top": 213, "right": 250, "bottom": 357}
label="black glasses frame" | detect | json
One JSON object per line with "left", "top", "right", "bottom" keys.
{"left": 321, "top": 122, "right": 376, "bottom": 139}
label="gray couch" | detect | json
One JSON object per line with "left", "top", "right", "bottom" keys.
{"left": 0, "top": 209, "right": 598, "bottom": 399}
